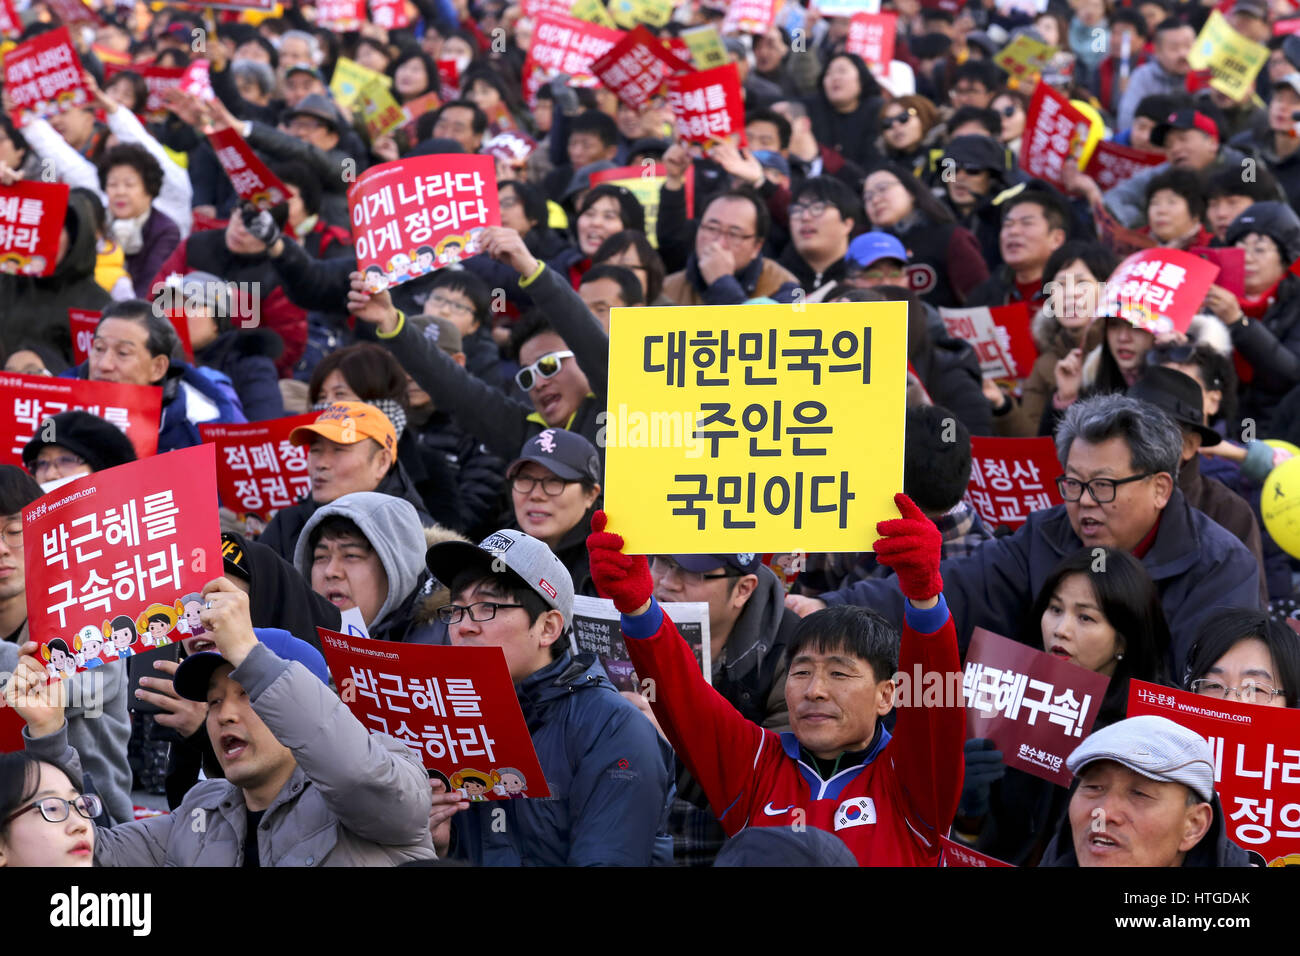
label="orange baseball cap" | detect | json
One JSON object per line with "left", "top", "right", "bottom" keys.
{"left": 288, "top": 401, "right": 397, "bottom": 455}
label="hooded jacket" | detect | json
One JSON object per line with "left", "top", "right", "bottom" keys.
{"left": 450, "top": 649, "right": 673, "bottom": 866}
{"left": 195, "top": 328, "right": 286, "bottom": 422}
{"left": 712, "top": 565, "right": 798, "bottom": 730}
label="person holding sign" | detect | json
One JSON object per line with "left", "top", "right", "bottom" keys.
{"left": 8, "top": 578, "right": 437, "bottom": 866}
{"left": 588, "top": 495, "right": 965, "bottom": 866}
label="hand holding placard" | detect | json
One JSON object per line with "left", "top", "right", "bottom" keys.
{"left": 586, "top": 510, "right": 654, "bottom": 615}
{"left": 873, "top": 493, "right": 943, "bottom": 605}
{"left": 3, "top": 642, "right": 66, "bottom": 739}
{"left": 346, "top": 270, "right": 401, "bottom": 333}
{"left": 197, "top": 577, "right": 259, "bottom": 668}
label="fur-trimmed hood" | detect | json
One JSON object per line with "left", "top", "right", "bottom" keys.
{"left": 414, "top": 524, "right": 473, "bottom": 627}
{"left": 1081, "top": 313, "right": 1232, "bottom": 391}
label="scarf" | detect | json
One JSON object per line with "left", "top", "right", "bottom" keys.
{"left": 110, "top": 209, "right": 150, "bottom": 256}
{"left": 314, "top": 397, "right": 407, "bottom": 436}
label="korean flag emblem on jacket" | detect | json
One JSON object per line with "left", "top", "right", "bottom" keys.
{"left": 834, "top": 797, "right": 876, "bottom": 831}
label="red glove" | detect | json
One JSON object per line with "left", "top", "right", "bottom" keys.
{"left": 873, "top": 493, "right": 943, "bottom": 603}
{"left": 586, "top": 511, "right": 654, "bottom": 614}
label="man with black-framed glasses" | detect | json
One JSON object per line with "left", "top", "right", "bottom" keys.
{"left": 790, "top": 393, "right": 1262, "bottom": 675}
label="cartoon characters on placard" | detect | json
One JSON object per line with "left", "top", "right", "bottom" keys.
{"left": 41, "top": 639, "right": 79, "bottom": 679}
{"left": 374, "top": 228, "right": 485, "bottom": 288}
{"left": 39, "top": 595, "right": 191, "bottom": 680}
{"left": 140, "top": 603, "right": 180, "bottom": 647}
{"left": 171, "top": 595, "right": 205, "bottom": 644}
{"left": 446, "top": 767, "right": 528, "bottom": 800}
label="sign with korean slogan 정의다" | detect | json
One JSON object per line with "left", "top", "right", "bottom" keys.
{"left": 603, "top": 302, "right": 907, "bottom": 553}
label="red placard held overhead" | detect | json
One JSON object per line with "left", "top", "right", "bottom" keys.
{"left": 0, "top": 0, "right": 22, "bottom": 38}
{"left": 200, "top": 414, "right": 317, "bottom": 521}
{"left": 104, "top": 63, "right": 185, "bottom": 122}
{"left": 23, "top": 444, "right": 221, "bottom": 679}
{"left": 722, "top": 0, "right": 781, "bottom": 35}
{"left": 369, "top": 0, "right": 411, "bottom": 28}
{"left": 0, "top": 180, "right": 69, "bottom": 276}
{"left": 4, "top": 26, "right": 90, "bottom": 123}
{"left": 591, "top": 25, "right": 692, "bottom": 110}
{"left": 1082, "top": 139, "right": 1167, "bottom": 190}
{"left": 522, "top": 13, "right": 624, "bottom": 106}
{"left": 938, "top": 302, "right": 1036, "bottom": 380}
{"left": 1128, "top": 680, "right": 1300, "bottom": 866}
{"left": 207, "top": 126, "right": 290, "bottom": 209}
{"left": 319, "top": 630, "right": 551, "bottom": 799}
{"left": 349, "top": 153, "right": 499, "bottom": 292}
{"left": 0, "top": 373, "right": 161, "bottom": 465}
{"left": 1104, "top": 247, "right": 1219, "bottom": 335}
{"left": 667, "top": 63, "right": 746, "bottom": 150}
{"left": 1019, "top": 83, "right": 1091, "bottom": 190}
{"left": 963, "top": 628, "right": 1111, "bottom": 786}
{"left": 845, "top": 12, "right": 897, "bottom": 68}
{"left": 68, "top": 308, "right": 101, "bottom": 366}
{"left": 43, "top": 0, "right": 99, "bottom": 25}
{"left": 964, "top": 436, "right": 1065, "bottom": 531}
{"left": 179, "top": 59, "right": 215, "bottom": 102}
{"left": 316, "top": 0, "right": 366, "bottom": 30}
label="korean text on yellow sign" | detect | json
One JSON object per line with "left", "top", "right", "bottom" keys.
{"left": 1188, "top": 9, "right": 1268, "bottom": 101}
{"left": 993, "top": 33, "right": 1056, "bottom": 80}
{"left": 603, "top": 302, "right": 908, "bottom": 553}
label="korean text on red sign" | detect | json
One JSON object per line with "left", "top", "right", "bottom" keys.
{"left": 68, "top": 308, "right": 101, "bottom": 366}
{"left": 722, "top": 0, "right": 781, "bottom": 35}
{"left": 316, "top": 0, "right": 365, "bottom": 30}
{"left": 104, "top": 62, "right": 184, "bottom": 122}
{"left": 1018, "top": 83, "right": 1090, "bottom": 190}
{"left": 845, "top": 12, "right": 897, "bottom": 68}
{"left": 23, "top": 444, "right": 222, "bottom": 679}
{"left": 178, "top": 59, "right": 215, "bottom": 102}
{"left": 4, "top": 26, "right": 89, "bottom": 122}
{"left": 1129, "top": 679, "right": 1300, "bottom": 866}
{"left": 200, "top": 413, "right": 318, "bottom": 521}
{"left": 0, "top": 373, "right": 161, "bottom": 465}
{"left": 0, "top": 0, "right": 20, "bottom": 37}
{"left": 964, "top": 627, "right": 1110, "bottom": 786}
{"left": 591, "top": 25, "right": 691, "bottom": 110}
{"left": 369, "top": 0, "right": 411, "bottom": 29}
{"left": 319, "top": 630, "right": 550, "bottom": 799}
{"left": 1082, "top": 139, "right": 1166, "bottom": 190}
{"left": 0, "top": 179, "right": 68, "bottom": 277}
{"left": 207, "top": 127, "right": 289, "bottom": 209}
{"left": 939, "top": 835, "right": 1014, "bottom": 867}
{"left": 1103, "top": 247, "right": 1219, "bottom": 335}
{"left": 938, "top": 302, "right": 1035, "bottom": 380}
{"left": 348, "top": 153, "right": 499, "bottom": 293}
{"left": 964, "top": 435, "right": 1064, "bottom": 531}
{"left": 667, "top": 64, "right": 747, "bottom": 150}
{"left": 522, "top": 13, "right": 624, "bottom": 105}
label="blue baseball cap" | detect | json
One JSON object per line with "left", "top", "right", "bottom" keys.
{"left": 752, "top": 150, "right": 790, "bottom": 177}
{"left": 174, "top": 627, "right": 330, "bottom": 702}
{"left": 847, "top": 232, "right": 908, "bottom": 271}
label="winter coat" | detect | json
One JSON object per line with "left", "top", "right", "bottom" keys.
{"left": 1230, "top": 126, "right": 1300, "bottom": 211}
{"left": 777, "top": 243, "right": 849, "bottom": 296}
{"left": 124, "top": 207, "right": 181, "bottom": 299}
{"left": 916, "top": 306, "right": 995, "bottom": 436}
{"left": 804, "top": 94, "right": 884, "bottom": 169}
{"left": 1179, "top": 455, "right": 1269, "bottom": 606}
{"left": 26, "top": 639, "right": 437, "bottom": 866}
{"left": 449, "top": 649, "right": 673, "bottom": 866}
{"left": 246, "top": 122, "right": 362, "bottom": 229}
{"left": 890, "top": 214, "right": 990, "bottom": 309}
{"left": 194, "top": 328, "right": 286, "bottom": 422}
{"left": 1229, "top": 274, "right": 1300, "bottom": 434}
{"left": 661, "top": 254, "right": 800, "bottom": 306}
{"left": 407, "top": 407, "right": 507, "bottom": 540}
{"left": 819, "top": 487, "right": 1263, "bottom": 675}
{"left": 1103, "top": 147, "right": 1250, "bottom": 229}
{"left": 1115, "top": 59, "right": 1189, "bottom": 131}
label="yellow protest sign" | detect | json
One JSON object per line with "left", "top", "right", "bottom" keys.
{"left": 681, "top": 24, "right": 729, "bottom": 70}
{"left": 603, "top": 302, "right": 908, "bottom": 553}
{"left": 993, "top": 33, "right": 1056, "bottom": 81}
{"left": 639, "top": 0, "right": 676, "bottom": 27}
{"left": 355, "top": 78, "right": 405, "bottom": 140}
{"left": 330, "top": 57, "right": 391, "bottom": 109}
{"left": 588, "top": 166, "right": 669, "bottom": 247}
{"left": 1188, "top": 10, "right": 1268, "bottom": 101}
{"left": 571, "top": 0, "right": 617, "bottom": 27}
{"left": 609, "top": 0, "right": 644, "bottom": 28}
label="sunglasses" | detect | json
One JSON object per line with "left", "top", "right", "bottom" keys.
{"left": 997, "top": 104, "right": 1018, "bottom": 118}
{"left": 515, "top": 350, "right": 575, "bottom": 391}
{"left": 883, "top": 108, "right": 918, "bottom": 129}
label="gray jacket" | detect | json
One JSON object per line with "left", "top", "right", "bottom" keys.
{"left": 1102, "top": 146, "right": 1250, "bottom": 228}
{"left": 26, "top": 641, "right": 436, "bottom": 866}
{"left": 1115, "top": 60, "right": 1187, "bottom": 131}
{"left": 0, "top": 633, "right": 133, "bottom": 826}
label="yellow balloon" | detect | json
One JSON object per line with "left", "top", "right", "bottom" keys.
{"left": 1264, "top": 439, "right": 1300, "bottom": 459}
{"left": 1261, "top": 456, "right": 1300, "bottom": 559}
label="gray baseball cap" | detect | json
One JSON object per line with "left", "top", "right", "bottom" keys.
{"left": 1066, "top": 715, "right": 1215, "bottom": 802}
{"left": 426, "top": 529, "right": 574, "bottom": 626}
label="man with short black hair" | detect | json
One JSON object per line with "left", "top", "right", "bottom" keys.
{"left": 431, "top": 100, "right": 487, "bottom": 154}
{"left": 948, "top": 105, "right": 1002, "bottom": 140}
{"left": 966, "top": 191, "right": 1068, "bottom": 307}
{"left": 778, "top": 176, "right": 858, "bottom": 295}
{"left": 544, "top": 110, "right": 621, "bottom": 198}
{"left": 1204, "top": 163, "right": 1283, "bottom": 240}
{"left": 579, "top": 264, "right": 644, "bottom": 329}
{"left": 1117, "top": 18, "right": 1196, "bottom": 129}
{"left": 948, "top": 59, "right": 1002, "bottom": 108}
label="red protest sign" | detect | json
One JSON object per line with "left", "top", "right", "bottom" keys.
{"left": 963, "top": 627, "right": 1111, "bottom": 786}
{"left": 437, "top": 59, "right": 461, "bottom": 99}
{"left": 316, "top": 0, "right": 366, "bottom": 30}
{"left": 199, "top": 413, "right": 316, "bottom": 521}
{"left": 1019, "top": 83, "right": 1091, "bottom": 190}
{"left": 845, "top": 12, "right": 897, "bottom": 69}
{"left": 400, "top": 90, "right": 442, "bottom": 133}
{"left": 1192, "top": 246, "right": 1244, "bottom": 297}
{"left": 938, "top": 302, "right": 1035, "bottom": 380}
{"left": 207, "top": 127, "right": 289, "bottom": 210}
{"left": 523, "top": 0, "right": 576, "bottom": 16}
{"left": 369, "top": 0, "right": 411, "bottom": 29}
{"left": 0, "top": 180, "right": 69, "bottom": 277}
{"left": 964, "top": 436, "right": 1065, "bottom": 531}
{"left": 104, "top": 63, "right": 185, "bottom": 123}
{"left": 349, "top": 153, "right": 500, "bottom": 292}
{"left": 723, "top": 0, "right": 780, "bottom": 35}
{"left": 522, "top": 13, "right": 624, "bottom": 106}
{"left": 68, "top": 308, "right": 101, "bottom": 366}
{"left": 1104, "top": 247, "right": 1218, "bottom": 335}
{"left": 591, "top": 25, "right": 692, "bottom": 110}
{"left": 23, "top": 444, "right": 221, "bottom": 679}
{"left": 0, "top": 702, "right": 22, "bottom": 753}
{"left": 1275, "top": 17, "right": 1300, "bottom": 35}
{"left": 4, "top": 26, "right": 90, "bottom": 123}
{"left": 483, "top": 130, "right": 539, "bottom": 169}
{"left": 667, "top": 63, "right": 746, "bottom": 150}
{"left": 1082, "top": 139, "right": 1166, "bottom": 190}
{"left": 939, "top": 835, "right": 1015, "bottom": 867}
{"left": 179, "top": 59, "right": 215, "bottom": 102}
{"left": 0, "top": 372, "right": 161, "bottom": 465}
{"left": 0, "top": 0, "right": 21, "bottom": 38}
{"left": 43, "top": 0, "right": 99, "bottom": 26}
{"left": 318, "top": 630, "right": 551, "bottom": 799}
{"left": 1128, "top": 679, "right": 1300, "bottom": 866}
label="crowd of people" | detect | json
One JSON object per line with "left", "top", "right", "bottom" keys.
{"left": 1, "top": 0, "right": 1299, "bottom": 870}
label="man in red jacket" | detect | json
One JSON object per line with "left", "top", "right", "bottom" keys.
{"left": 586, "top": 494, "right": 965, "bottom": 866}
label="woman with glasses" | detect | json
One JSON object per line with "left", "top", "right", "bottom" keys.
{"left": 877, "top": 96, "right": 941, "bottom": 178}
{"left": 0, "top": 752, "right": 98, "bottom": 867}
{"left": 1184, "top": 609, "right": 1300, "bottom": 708}
{"left": 954, "top": 547, "right": 1172, "bottom": 865}
{"left": 21, "top": 409, "right": 137, "bottom": 494}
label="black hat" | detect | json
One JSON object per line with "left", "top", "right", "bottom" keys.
{"left": 21, "top": 410, "right": 137, "bottom": 473}
{"left": 909, "top": 32, "right": 952, "bottom": 60}
{"left": 1129, "top": 367, "right": 1221, "bottom": 447}
{"left": 507, "top": 428, "right": 601, "bottom": 484}
{"left": 942, "top": 134, "right": 1008, "bottom": 174}
{"left": 1151, "top": 108, "right": 1220, "bottom": 147}
{"left": 221, "top": 532, "right": 251, "bottom": 584}
{"left": 408, "top": 137, "right": 466, "bottom": 157}
{"left": 282, "top": 93, "right": 339, "bottom": 132}
{"left": 1284, "top": 34, "right": 1300, "bottom": 72}
{"left": 1224, "top": 200, "right": 1300, "bottom": 263}
{"left": 667, "top": 553, "right": 763, "bottom": 575}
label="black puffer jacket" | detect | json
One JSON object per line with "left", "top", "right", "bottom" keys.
{"left": 407, "top": 407, "right": 506, "bottom": 541}
{"left": 1227, "top": 274, "right": 1300, "bottom": 435}
{"left": 194, "top": 328, "right": 286, "bottom": 422}
{"left": 915, "top": 307, "right": 994, "bottom": 436}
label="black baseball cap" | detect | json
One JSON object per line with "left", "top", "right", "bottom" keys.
{"left": 507, "top": 428, "right": 601, "bottom": 483}
{"left": 668, "top": 553, "right": 763, "bottom": 575}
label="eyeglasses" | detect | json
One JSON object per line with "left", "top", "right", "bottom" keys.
{"left": 883, "top": 108, "right": 918, "bottom": 128}
{"left": 426, "top": 293, "right": 475, "bottom": 316}
{"left": 997, "top": 104, "right": 1019, "bottom": 118}
{"left": 789, "top": 201, "right": 829, "bottom": 220}
{"left": 511, "top": 474, "right": 575, "bottom": 496}
{"left": 1189, "top": 678, "right": 1285, "bottom": 704}
{"left": 1055, "top": 473, "right": 1154, "bottom": 504}
{"left": 436, "top": 601, "right": 525, "bottom": 624}
{"left": 515, "top": 350, "right": 574, "bottom": 391}
{"left": 863, "top": 181, "right": 902, "bottom": 203}
{"left": 650, "top": 556, "right": 738, "bottom": 585}
{"left": 31, "top": 454, "right": 85, "bottom": 477}
{"left": 3, "top": 793, "right": 102, "bottom": 827}
{"left": 698, "top": 222, "right": 756, "bottom": 243}
{"left": 0, "top": 522, "right": 21, "bottom": 549}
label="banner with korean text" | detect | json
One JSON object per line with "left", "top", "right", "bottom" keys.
{"left": 319, "top": 630, "right": 550, "bottom": 798}
{"left": 604, "top": 302, "right": 907, "bottom": 553}
{"left": 4, "top": 26, "right": 88, "bottom": 122}
{"left": 939, "top": 302, "right": 1036, "bottom": 381}
{"left": 208, "top": 127, "right": 289, "bottom": 209}
{"left": 68, "top": 308, "right": 100, "bottom": 366}
{"left": 22, "top": 444, "right": 221, "bottom": 679}
{"left": 1082, "top": 140, "right": 1166, "bottom": 190}
{"left": 0, "top": 373, "right": 161, "bottom": 465}
{"left": 666, "top": 63, "right": 746, "bottom": 150}
{"left": 572, "top": 595, "right": 711, "bottom": 691}
{"left": 200, "top": 413, "right": 317, "bottom": 521}
{"left": 964, "top": 436, "right": 1064, "bottom": 531}
{"left": 1103, "top": 247, "right": 1219, "bottom": 335}
{"left": 591, "top": 25, "right": 691, "bottom": 110}
{"left": 1019, "top": 83, "right": 1090, "bottom": 189}
{"left": 0, "top": 180, "right": 68, "bottom": 276}
{"left": 522, "top": 13, "right": 624, "bottom": 106}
